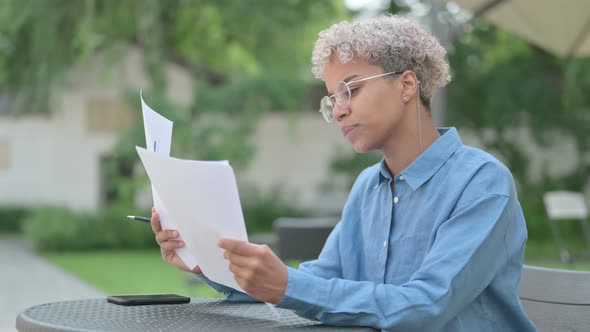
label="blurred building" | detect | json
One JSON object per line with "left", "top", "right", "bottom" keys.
{"left": 0, "top": 46, "right": 585, "bottom": 214}
{"left": 0, "top": 46, "right": 349, "bottom": 213}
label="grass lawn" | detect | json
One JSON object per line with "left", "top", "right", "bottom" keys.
{"left": 525, "top": 241, "right": 590, "bottom": 271}
{"left": 43, "top": 249, "right": 222, "bottom": 298}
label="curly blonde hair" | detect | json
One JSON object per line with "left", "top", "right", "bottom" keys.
{"left": 312, "top": 14, "right": 451, "bottom": 107}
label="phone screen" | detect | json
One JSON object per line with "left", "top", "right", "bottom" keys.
{"left": 107, "top": 294, "right": 190, "bottom": 306}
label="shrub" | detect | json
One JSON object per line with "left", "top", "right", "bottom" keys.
{"left": 21, "top": 186, "right": 311, "bottom": 250}
{"left": 22, "top": 204, "right": 156, "bottom": 251}
{"left": 93, "top": 204, "right": 156, "bottom": 249}
{"left": 22, "top": 207, "right": 92, "bottom": 250}
{"left": 0, "top": 206, "right": 31, "bottom": 233}
{"left": 241, "top": 185, "right": 308, "bottom": 234}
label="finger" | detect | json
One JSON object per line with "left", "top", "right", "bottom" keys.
{"left": 161, "top": 240, "right": 184, "bottom": 252}
{"left": 223, "top": 250, "right": 253, "bottom": 268}
{"left": 151, "top": 211, "right": 162, "bottom": 234}
{"left": 218, "top": 238, "right": 261, "bottom": 256}
{"left": 229, "top": 264, "right": 257, "bottom": 293}
{"left": 156, "top": 229, "right": 179, "bottom": 244}
{"left": 228, "top": 262, "right": 251, "bottom": 280}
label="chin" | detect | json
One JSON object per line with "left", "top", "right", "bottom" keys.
{"left": 351, "top": 141, "right": 373, "bottom": 153}
{"left": 348, "top": 129, "right": 383, "bottom": 153}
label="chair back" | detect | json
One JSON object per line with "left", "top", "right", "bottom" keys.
{"left": 519, "top": 265, "right": 590, "bottom": 331}
{"left": 273, "top": 217, "right": 339, "bottom": 261}
{"left": 543, "top": 191, "right": 588, "bottom": 220}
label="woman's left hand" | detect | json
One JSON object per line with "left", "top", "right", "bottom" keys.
{"left": 218, "top": 238, "right": 288, "bottom": 304}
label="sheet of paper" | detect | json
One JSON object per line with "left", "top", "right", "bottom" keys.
{"left": 138, "top": 92, "right": 280, "bottom": 316}
{"left": 136, "top": 147, "right": 248, "bottom": 292}
{"left": 140, "top": 91, "right": 198, "bottom": 270}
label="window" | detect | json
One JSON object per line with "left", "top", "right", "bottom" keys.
{"left": 86, "top": 98, "right": 134, "bottom": 134}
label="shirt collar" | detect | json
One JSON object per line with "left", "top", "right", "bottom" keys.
{"left": 377, "top": 127, "right": 463, "bottom": 190}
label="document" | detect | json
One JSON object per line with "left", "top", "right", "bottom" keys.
{"left": 136, "top": 147, "right": 248, "bottom": 292}
{"left": 137, "top": 93, "right": 280, "bottom": 317}
{"left": 140, "top": 91, "right": 198, "bottom": 270}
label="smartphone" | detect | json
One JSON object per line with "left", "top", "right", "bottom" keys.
{"left": 107, "top": 294, "right": 190, "bottom": 306}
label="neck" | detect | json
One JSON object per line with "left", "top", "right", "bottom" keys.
{"left": 382, "top": 101, "right": 440, "bottom": 175}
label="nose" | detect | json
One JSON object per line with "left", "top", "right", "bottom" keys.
{"left": 332, "top": 103, "right": 350, "bottom": 122}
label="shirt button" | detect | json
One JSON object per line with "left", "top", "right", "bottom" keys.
{"left": 394, "top": 197, "right": 399, "bottom": 204}
{"left": 399, "top": 175, "right": 404, "bottom": 181}
{"left": 383, "top": 241, "right": 388, "bottom": 247}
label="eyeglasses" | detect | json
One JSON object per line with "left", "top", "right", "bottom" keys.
{"left": 319, "top": 71, "right": 404, "bottom": 123}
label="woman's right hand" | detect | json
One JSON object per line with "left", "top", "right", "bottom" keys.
{"left": 151, "top": 208, "right": 202, "bottom": 274}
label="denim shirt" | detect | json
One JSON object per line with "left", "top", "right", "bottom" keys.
{"left": 200, "top": 127, "right": 537, "bottom": 332}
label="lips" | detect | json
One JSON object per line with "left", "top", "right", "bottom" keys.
{"left": 341, "top": 125, "right": 358, "bottom": 137}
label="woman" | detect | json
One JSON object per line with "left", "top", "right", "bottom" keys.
{"left": 152, "top": 14, "right": 536, "bottom": 331}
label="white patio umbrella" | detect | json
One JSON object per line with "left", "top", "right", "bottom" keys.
{"left": 444, "top": 0, "right": 590, "bottom": 58}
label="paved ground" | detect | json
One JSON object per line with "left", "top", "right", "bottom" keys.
{"left": 0, "top": 235, "right": 104, "bottom": 332}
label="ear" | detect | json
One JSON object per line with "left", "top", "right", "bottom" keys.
{"left": 400, "top": 70, "right": 419, "bottom": 100}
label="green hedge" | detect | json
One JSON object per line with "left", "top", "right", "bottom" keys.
{"left": 22, "top": 205, "right": 156, "bottom": 251}
{"left": 241, "top": 186, "right": 308, "bottom": 234}
{"left": 0, "top": 206, "right": 31, "bottom": 233}
{"left": 21, "top": 186, "right": 308, "bottom": 251}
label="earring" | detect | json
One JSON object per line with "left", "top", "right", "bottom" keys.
{"left": 402, "top": 96, "right": 408, "bottom": 103}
